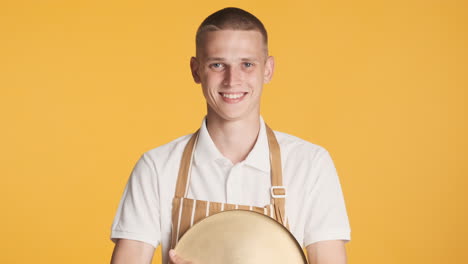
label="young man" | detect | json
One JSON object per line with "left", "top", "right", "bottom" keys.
{"left": 110, "top": 7, "right": 350, "bottom": 264}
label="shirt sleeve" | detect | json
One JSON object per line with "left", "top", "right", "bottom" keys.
{"left": 110, "top": 153, "right": 161, "bottom": 248}
{"left": 303, "top": 149, "right": 351, "bottom": 247}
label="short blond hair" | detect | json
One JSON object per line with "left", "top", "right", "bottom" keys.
{"left": 195, "top": 7, "right": 268, "bottom": 56}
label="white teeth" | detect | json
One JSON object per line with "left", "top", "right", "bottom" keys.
{"left": 222, "top": 93, "right": 244, "bottom": 99}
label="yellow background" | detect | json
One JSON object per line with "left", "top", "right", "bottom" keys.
{"left": 1, "top": 0, "right": 467, "bottom": 263}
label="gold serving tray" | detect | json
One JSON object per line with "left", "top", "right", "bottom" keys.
{"left": 175, "top": 210, "right": 308, "bottom": 264}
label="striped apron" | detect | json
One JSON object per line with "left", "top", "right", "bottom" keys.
{"left": 170, "top": 125, "right": 289, "bottom": 250}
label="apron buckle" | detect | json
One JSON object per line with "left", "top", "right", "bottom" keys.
{"left": 270, "top": 186, "right": 287, "bottom": 198}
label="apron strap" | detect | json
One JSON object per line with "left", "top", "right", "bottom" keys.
{"left": 265, "top": 125, "right": 287, "bottom": 226}
{"left": 174, "top": 130, "right": 199, "bottom": 198}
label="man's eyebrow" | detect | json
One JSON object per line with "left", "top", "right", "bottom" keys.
{"left": 241, "top": 57, "right": 260, "bottom": 62}
{"left": 205, "top": 57, "right": 261, "bottom": 62}
{"left": 205, "top": 57, "right": 226, "bottom": 62}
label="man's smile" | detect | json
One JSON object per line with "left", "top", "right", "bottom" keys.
{"left": 219, "top": 92, "right": 248, "bottom": 103}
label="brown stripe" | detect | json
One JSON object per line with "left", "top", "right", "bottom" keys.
{"left": 252, "top": 206, "right": 265, "bottom": 214}
{"left": 266, "top": 205, "right": 271, "bottom": 219}
{"left": 170, "top": 197, "right": 181, "bottom": 249}
{"left": 178, "top": 198, "right": 194, "bottom": 239}
{"left": 193, "top": 200, "right": 207, "bottom": 225}
{"left": 224, "top": 204, "right": 236, "bottom": 211}
{"left": 209, "top": 201, "right": 222, "bottom": 216}
{"left": 238, "top": 205, "right": 250, "bottom": 211}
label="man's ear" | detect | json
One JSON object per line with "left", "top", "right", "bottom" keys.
{"left": 190, "top": 56, "right": 201, "bottom": 84}
{"left": 263, "top": 56, "right": 275, "bottom": 84}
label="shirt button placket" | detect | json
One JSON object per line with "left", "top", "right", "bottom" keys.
{"left": 226, "top": 164, "right": 242, "bottom": 204}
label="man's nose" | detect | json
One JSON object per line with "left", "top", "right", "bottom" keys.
{"left": 223, "top": 66, "right": 242, "bottom": 87}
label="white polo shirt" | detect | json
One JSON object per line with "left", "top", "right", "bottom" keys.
{"left": 110, "top": 117, "right": 351, "bottom": 264}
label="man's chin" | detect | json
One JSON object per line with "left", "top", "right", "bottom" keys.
{"left": 211, "top": 112, "right": 259, "bottom": 123}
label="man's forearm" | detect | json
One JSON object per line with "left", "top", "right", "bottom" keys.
{"left": 306, "top": 240, "right": 347, "bottom": 264}
{"left": 111, "top": 239, "right": 155, "bottom": 264}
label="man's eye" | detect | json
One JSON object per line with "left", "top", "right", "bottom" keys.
{"left": 244, "top": 62, "right": 253, "bottom": 67}
{"left": 211, "top": 63, "right": 223, "bottom": 69}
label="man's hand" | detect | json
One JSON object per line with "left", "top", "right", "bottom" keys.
{"left": 169, "top": 249, "right": 195, "bottom": 264}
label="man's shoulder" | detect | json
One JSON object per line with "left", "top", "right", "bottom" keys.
{"left": 273, "top": 130, "right": 330, "bottom": 160}
{"left": 141, "top": 133, "right": 193, "bottom": 163}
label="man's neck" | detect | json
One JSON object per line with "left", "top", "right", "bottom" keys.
{"left": 205, "top": 114, "right": 260, "bottom": 165}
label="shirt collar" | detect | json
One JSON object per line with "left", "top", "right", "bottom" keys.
{"left": 193, "top": 116, "right": 271, "bottom": 173}
{"left": 193, "top": 118, "right": 225, "bottom": 166}
{"left": 243, "top": 117, "right": 270, "bottom": 173}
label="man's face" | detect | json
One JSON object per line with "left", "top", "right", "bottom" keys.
{"left": 191, "top": 30, "right": 274, "bottom": 122}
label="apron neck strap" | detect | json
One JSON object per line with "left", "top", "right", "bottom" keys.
{"left": 175, "top": 129, "right": 200, "bottom": 198}
{"left": 265, "top": 125, "right": 287, "bottom": 226}
{"left": 265, "top": 124, "right": 283, "bottom": 194}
